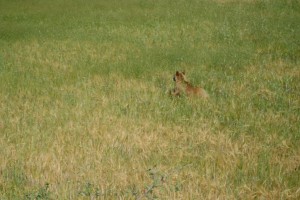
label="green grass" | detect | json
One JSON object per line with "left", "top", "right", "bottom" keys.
{"left": 0, "top": 0, "right": 299, "bottom": 199}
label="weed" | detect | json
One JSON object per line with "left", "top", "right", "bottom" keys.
{"left": 25, "top": 183, "right": 51, "bottom": 200}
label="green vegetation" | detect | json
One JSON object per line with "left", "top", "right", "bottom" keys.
{"left": 0, "top": 0, "right": 299, "bottom": 199}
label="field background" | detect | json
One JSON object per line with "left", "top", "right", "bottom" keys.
{"left": 0, "top": 0, "right": 299, "bottom": 199}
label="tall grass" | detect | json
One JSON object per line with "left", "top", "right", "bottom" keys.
{"left": 0, "top": 0, "right": 299, "bottom": 199}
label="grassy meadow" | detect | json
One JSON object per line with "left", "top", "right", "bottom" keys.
{"left": 0, "top": 0, "right": 299, "bottom": 199}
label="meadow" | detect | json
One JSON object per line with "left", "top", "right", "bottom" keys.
{"left": 0, "top": 0, "right": 299, "bottom": 199}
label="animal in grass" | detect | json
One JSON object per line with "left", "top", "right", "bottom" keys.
{"left": 170, "top": 71, "right": 209, "bottom": 98}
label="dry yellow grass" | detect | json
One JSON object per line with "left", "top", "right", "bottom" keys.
{"left": 1, "top": 72, "right": 299, "bottom": 199}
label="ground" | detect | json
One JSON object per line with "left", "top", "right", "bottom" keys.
{"left": 0, "top": 0, "right": 299, "bottom": 199}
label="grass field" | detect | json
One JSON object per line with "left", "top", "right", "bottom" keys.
{"left": 0, "top": 0, "right": 299, "bottom": 199}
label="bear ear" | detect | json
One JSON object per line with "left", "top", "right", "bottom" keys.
{"left": 176, "top": 71, "right": 179, "bottom": 75}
